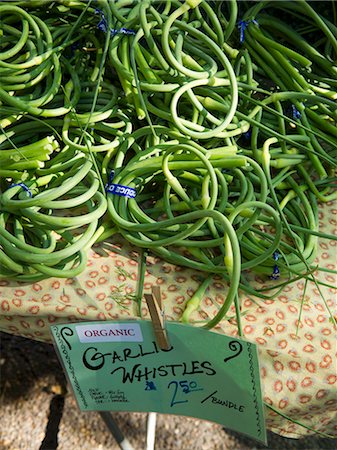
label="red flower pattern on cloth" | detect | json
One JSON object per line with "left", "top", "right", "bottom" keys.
{"left": 0, "top": 202, "right": 336, "bottom": 438}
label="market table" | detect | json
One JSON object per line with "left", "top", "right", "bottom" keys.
{"left": 1, "top": 201, "right": 336, "bottom": 440}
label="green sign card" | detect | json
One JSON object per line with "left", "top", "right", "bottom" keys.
{"left": 51, "top": 321, "right": 266, "bottom": 444}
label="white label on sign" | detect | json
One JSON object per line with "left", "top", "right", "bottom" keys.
{"left": 75, "top": 323, "right": 143, "bottom": 343}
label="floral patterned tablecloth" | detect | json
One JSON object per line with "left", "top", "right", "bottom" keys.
{"left": 1, "top": 202, "right": 336, "bottom": 439}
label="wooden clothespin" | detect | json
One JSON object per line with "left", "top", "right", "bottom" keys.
{"left": 144, "top": 286, "right": 170, "bottom": 350}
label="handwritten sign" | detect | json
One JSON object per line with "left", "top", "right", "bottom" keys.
{"left": 51, "top": 321, "right": 266, "bottom": 444}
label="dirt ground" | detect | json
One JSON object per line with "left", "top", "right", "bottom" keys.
{"left": 0, "top": 331, "right": 336, "bottom": 450}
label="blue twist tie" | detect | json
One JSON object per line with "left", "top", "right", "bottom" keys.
{"left": 273, "top": 251, "right": 280, "bottom": 261}
{"left": 238, "top": 20, "right": 249, "bottom": 43}
{"left": 238, "top": 19, "right": 258, "bottom": 43}
{"left": 95, "top": 8, "right": 108, "bottom": 33}
{"left": 120, "top": 27, "right": 136, "bottom": 36}
{"left": 108, "top": 170, "right": 115, "bottom": 184}
{"left": 111, "top": 27, "right": 136, "bottom": 37}
{"left": 270, "top": 264, "right": 280, "bottom": 280}
{"left": 291, "top": 105, "right": 301, "bottom": 119}
{"left": 98, "top": 18, "right": 108, "bottom": 33}
{"left": 9, "top": 183, "right": 32, "bottom": 198}
{"left": 95, "top": 8, "right": 135, "bottom": 37}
